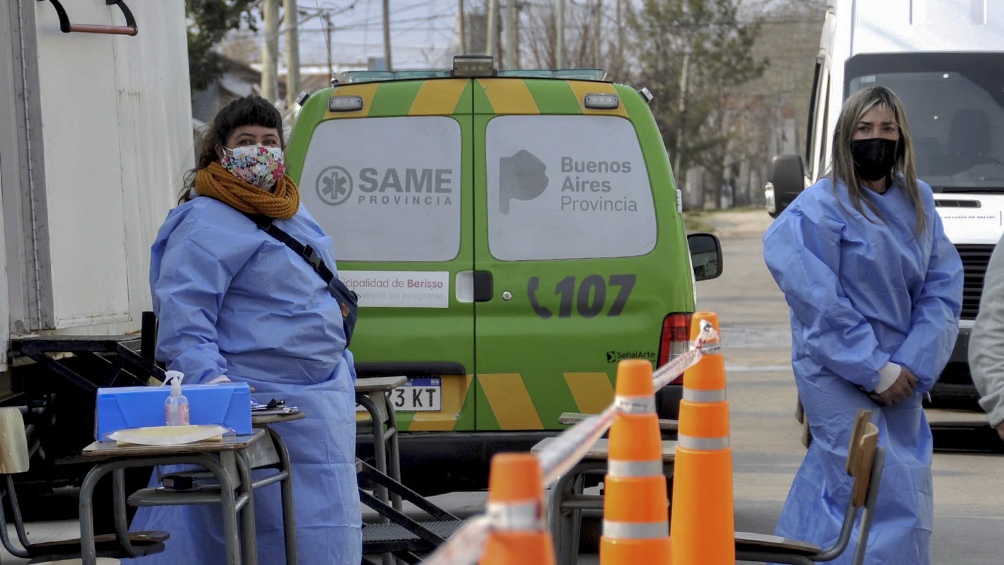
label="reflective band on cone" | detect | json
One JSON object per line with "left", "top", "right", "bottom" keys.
{"left": 479, "top": 453, "right": 555, "bottom": 565}
{"left": 608, "top": 460, "right": 664, "bottom": 477}
{"left": 682, "top": 388, "right": 727, "bottom": 403}
{"left": 677, "top": 434, "right": 730, "bottom": 451}
{"left": 602, "top": 520, "right": 669, "bottom": 539}
{"left": 670, "top": 312, "right": 735, "bottom": 565}
{"left": 600, "top": 359, "right": 672, "bottom": 565}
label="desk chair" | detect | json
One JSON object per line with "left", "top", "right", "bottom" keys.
{"left": 0, "top": 407, "right": 168, "bottom": 564}
{"left": 354, "top": 374, "right": 407, "bottom": 512}
{"left": 127, "top": 416, "right": 299, "bottom": 565}
{"left": 735, "top": 408, "right": 885, "bottom": 565}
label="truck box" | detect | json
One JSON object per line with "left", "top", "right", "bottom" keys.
{"left": 0, "top": 0, "right": 194, "bottom": 485}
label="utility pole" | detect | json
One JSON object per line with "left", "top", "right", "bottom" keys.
{"left": 486, "top": 0, "right": 498, "bottom": 59}
{"left": 673, "top": 50, "right": 690, "bottom": 177}
{"left": 323, "top": 12, "right": 334, "bottom": 83}
{"left": 593, "top": 0, "right": 601, "bottom": 67}
{"left": 283, "top": 0, "right": 300, "bottom": 108}
{"left": 261, "top": 0, "right": 280, "bottom": 103}
{"left": 555, "top": 0, "right": 564, "bottom": 68}
{"left": 382, "top": 0, "right": 393, "bottom": 70}
{"left": 504, "top": 0, "right": 516, "bottom": 69}
{"left": 616, "top": 0, "right": 623, "bottom": 72}
{"left": 458, "top": 0, "right": 466, "bottom": 54}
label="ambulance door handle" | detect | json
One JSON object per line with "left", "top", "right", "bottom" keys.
{"left": 455, "top": 271, "right": 493, "bottom": 302}
{"left": 473, "top": 271, "right": 494, "bottom": 302}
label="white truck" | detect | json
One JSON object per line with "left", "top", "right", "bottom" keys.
{"left": 765, "top": 0, "right": 1004, "bottom": 409}
{"left": 0, "top": 0, "right": 192, "bottom": 496}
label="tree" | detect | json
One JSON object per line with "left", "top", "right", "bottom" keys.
{"left": 625, "top": 0, "right": 767, "bottom": 208}
{"left": 514, "top": 0, "right": 607, "bottom": 71}
{"left": 187, "top": 0, "right": 262, "bottom": 91}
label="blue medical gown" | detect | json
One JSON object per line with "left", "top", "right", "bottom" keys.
{"left": 763, "top": 177, "right": 962, "bottom": 565}
{"left": 125, "top": 197, "right": 362, "bottom": 564}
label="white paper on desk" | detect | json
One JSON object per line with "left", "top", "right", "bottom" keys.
{"left": 251, "top": 406, "right": 300, "bottom": 416}
{"left": 108, "top": 425, "right": 231, "bottom": 446}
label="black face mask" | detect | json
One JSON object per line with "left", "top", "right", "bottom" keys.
{"left": 851, "top": 138, "right": 898, "bottom": 181}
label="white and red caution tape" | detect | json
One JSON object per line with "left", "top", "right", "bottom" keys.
{"left": 652, "top": 319, "right": 717, "bottom": 390}
{"left": 420, "top": 321, "right": 719, "bottom": 564}
{"left": 539, "top": 405, "right": 618, "bottom": 487}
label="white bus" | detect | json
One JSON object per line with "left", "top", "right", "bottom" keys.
{"left": 766, "top": 0, "right": 1004, "bottom": 407}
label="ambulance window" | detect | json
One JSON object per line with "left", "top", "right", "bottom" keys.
{"left": 485, "top": 116, "right": 657, "bottom": 260}
{"left": 297, "top": 116, "right": 462, "bottom": 262}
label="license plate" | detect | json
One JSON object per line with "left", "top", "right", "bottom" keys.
{"left": 389, "top": 377, "right": 442, "bottom": 412}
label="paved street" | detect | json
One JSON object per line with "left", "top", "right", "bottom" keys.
{"left": 700, "top": 208, "right": 1004, "bottom": 565}
{"left": 580, "top": 208, "right": 1003, "bottom": 564}
{"left": 4, "top": 209, "right": 1000, "bottom": 565}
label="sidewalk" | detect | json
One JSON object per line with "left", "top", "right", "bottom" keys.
{"left": 698, "top": 207, "right": 775, "bottom": 238}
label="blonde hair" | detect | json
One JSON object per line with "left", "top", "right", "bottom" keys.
{"left": 830, "top": 85, "right": 925, "bottom": 234}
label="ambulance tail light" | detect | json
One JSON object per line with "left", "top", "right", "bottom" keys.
{"left": 657, "top": 313, "right": 693, "bottom": 383}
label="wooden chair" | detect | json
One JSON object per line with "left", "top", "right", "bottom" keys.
{"left": 0, "top": 407, "right": 168, "bottom": 564}
{"left": 735, "top": 408, "right": 885, "bottom": 565}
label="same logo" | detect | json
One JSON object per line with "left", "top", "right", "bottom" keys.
{"left": 316, "top": 166, "right": 354, "bottom": 206}
{"left": 312, "top": 150, "right": 551, "bottom": 212}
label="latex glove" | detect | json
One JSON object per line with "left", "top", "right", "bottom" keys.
{"left": 208, "top": 374, "right": 255, "bottom": 392}
{"left": 875, "top": 367, "right": 918, "bottom": 406}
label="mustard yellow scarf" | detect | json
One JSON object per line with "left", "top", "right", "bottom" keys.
{"left": 194, "top": 162, "right": 300, "bottom": 219}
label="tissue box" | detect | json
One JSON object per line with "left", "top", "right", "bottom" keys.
{"left": 95, "top": 382, "right": 253, "bottom": 441}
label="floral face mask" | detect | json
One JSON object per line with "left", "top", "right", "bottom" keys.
{"left": 221, "top": 144, "right": 285, "bottom": 189}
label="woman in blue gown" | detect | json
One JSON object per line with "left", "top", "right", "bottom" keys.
{"left": 126, "top": 94, "right": 362, "bottom": 564}
{"left": 763, "top": 86, "right": 963, "bottom": 564}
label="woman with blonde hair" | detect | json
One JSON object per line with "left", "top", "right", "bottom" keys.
{"left": 763, "top": 85, "right": 963, "bottom": 563}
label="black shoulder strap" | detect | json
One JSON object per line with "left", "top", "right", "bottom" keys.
{"left": 245, "top": 214, "right": 334, "bottom": 284}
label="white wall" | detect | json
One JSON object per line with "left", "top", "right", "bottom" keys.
{"left": 0, "top": 151, "right": 8, "bottom": 371}
{"left": 31, "top": 1, "right": 193, "bottom": 333}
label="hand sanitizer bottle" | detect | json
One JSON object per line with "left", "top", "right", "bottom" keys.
{"left": 164, "top": 371, "right": 190, "bottom": 426}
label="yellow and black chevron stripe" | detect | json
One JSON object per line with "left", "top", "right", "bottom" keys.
{"left": 325, "top": 77, "right": 629, "bottom": 119}
{"left": 358, "top": 371, "right": 616, "bottom": 432}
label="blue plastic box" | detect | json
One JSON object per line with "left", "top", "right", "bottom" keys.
{"left": 95, "top": 382, "right": 253, "bottom": 441}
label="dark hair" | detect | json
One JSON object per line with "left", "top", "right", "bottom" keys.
{"left": 181, "top": 94, "right": 285, "bottom": 201}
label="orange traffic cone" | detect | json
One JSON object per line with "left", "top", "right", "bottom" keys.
{"left": 599, "top": 359, "right": 672, "bottom": 565}
{"left": 670, "top": 312, "right": 735, "bottom": 564}
{"left": 480, "top": 453, "right": 556, "bottom": 565}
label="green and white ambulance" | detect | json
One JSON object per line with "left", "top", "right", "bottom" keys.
{"left": 285, "top": 56, "right": 722, "bottom": 493}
